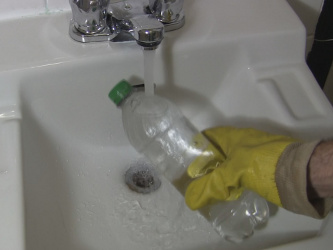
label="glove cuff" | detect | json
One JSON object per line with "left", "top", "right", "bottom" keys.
{"left": 276, "top": 141, "right": 333, "bottom": 218}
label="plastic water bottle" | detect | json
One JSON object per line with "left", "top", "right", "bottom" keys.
{"left": 109, "top": 80, "right": 269, "bottom": 242}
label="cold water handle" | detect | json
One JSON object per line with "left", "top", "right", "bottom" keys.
{"left": 149, "top": 0, "right": 185, "bottom": 31}
{"left": 69, "top": 0, "right": 110, "bottom": 34}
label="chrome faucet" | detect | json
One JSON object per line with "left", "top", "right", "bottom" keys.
{"left": 69, "top": 0, "right": 185, "bottom": 49}
{"left": 149, "top": 0, "right": 185, "bottom": 31}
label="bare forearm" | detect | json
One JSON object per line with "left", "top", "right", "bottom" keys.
{"left": 276, "top": 141, "right": 333, "bottom": 218}
{"left": 308, "top": 140, "right": 333, "bottom": 199}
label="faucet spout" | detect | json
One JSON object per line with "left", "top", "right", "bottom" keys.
{"left": 129, "top": 15, "right": 164, "bottom": 50}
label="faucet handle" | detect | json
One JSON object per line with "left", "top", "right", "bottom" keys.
{"left": 69, "top": 0, "right": 110, "bottom": 34}
{"left": 69, "top": 0, "right": 121, "bottom": 42}
{"left": 149, "top": 0, "right": 185, "bottom": 31}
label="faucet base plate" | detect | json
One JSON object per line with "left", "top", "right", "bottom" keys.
{"left": 163, "top": 15, "right": 185, "bottom": 32}
{"left": 69, "top": 20, "right": 114, "bottom": 43}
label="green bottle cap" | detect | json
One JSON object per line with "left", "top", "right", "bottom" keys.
{"left": 109, "top": 79, "right": 133, "bottom": 106}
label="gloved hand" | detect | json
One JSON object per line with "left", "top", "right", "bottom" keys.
{"left": 185, "top": 127, "right": 298, "bottom": 210}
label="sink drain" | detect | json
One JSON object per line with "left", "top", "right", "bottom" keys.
{"left": 125, "top": 159, "right": 161, "bottom": 194}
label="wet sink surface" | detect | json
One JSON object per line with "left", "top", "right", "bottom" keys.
{"left": 19, "top": 61, "right": 220, "bottom": 250}
{"left": 17, "top": 48, "right": 332, "bottom": 250}
{"left": 1, "top": 0, "right": 333, "bottom": 249}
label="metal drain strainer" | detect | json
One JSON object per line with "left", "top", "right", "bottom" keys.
{"left": 125, "top": 159, "right": 161, "bottom": 194}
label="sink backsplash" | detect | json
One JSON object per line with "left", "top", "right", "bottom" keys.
{"left": 0, "top": 0, "right": 70, "bottom": 21}
{"left": 0, "top": 0, "right": 323, "bottom": 25}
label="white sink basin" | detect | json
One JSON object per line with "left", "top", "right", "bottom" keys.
{"left": 1, "top": 0, "right": 333, "bottom": 249}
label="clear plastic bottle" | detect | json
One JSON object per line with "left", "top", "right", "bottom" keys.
{"left": 109, "top": 80, "right": 269, "bottom": 242}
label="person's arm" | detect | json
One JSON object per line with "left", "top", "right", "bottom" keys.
{"left": 185, "top": 127, "right": 333, "bottom": 219}
{"left": 275, "top": 140, "right": 333, "bottom": 219}
{"left": 308, "top": 140, "right": 333, "bottom": 199}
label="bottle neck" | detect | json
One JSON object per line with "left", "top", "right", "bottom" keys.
{"left": 117, "top": 90, "right": 135, "bottom": 108}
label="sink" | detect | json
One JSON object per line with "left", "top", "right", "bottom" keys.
{"left": 1, "top": 0, "right": 333, "bottom": 249}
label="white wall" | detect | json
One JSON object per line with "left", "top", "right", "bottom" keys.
{"left": 0, "top": 0, "right": 70, "bottom": 20}
{"left": 0, "top": 1, "right": 324, "bottom": 25}
{"left": 0, "top": 0, "right": 325, "bottom": 55}
{"left": 0, "top": 0, "right": 324, "bottom": 42}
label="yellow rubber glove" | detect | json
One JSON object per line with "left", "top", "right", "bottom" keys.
{"left": 185, "top": 127, "right": 298, "bottom": 210}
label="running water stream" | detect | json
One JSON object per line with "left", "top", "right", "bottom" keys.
{"left": 143, "top": 49, "right": 156, "bottom": 95}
